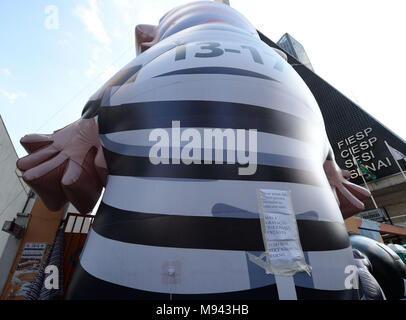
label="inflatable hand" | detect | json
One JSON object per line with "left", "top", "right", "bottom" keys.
{"left": 16, "top": 118, "right": 107, "bottom": 213}
{"left": 323, "top": 159, "right": 371, "bottom": 219}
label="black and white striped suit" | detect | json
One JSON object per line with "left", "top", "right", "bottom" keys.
{"left": 68, "top": 23, "right": 358, "bottom": 300}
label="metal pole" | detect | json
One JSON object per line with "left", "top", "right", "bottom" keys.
{"left": 382, "top": 207, "right": 402, "bottom": 243}
{"left": 352, "top": 155, "right": 378, "bottom": 209}
{"left": 382, "top": 207, "right": 393, "bottom": 225}
{"left": 384, "top": 140, "right": 406, "bottom": 180}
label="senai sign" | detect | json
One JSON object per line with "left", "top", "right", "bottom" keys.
{"left": 335, "top": 127, "right": 396, "bottom": 181}
{"left": 257, "top": 30, "right": 406, "bottom": 185}
{"left": 335, "top": 127, "right": 399, "bottom": 179}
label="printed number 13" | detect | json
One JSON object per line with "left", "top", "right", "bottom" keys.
{"left": 175, "top": 42, "right": 263, "bottom": 64}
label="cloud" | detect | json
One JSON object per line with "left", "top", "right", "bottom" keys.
{"left": 101, "top": 65, "right": 119, "bottom": 82}
{"left": 85, "top": 60, "right": 98, "bottom": 79}
{"left": 0, "top": 89, "right": 26, "bottom": 104}
{"left": 112, "top": 0, "right": 139, "bottom": 27}
{"left": 74, "top": 1, "right": 115, "bottom": 81}
{"left": 111, "top": 0, "right": 163, "bottom": 30}
{"left": 84, "top": 46, "right": 104, "bottom": 79}
{"left": 56, "top": 32, "right": 74, "bottom": 49}
{"left": 84, "top": 46, "right": 120, "bottom": 81}
{"left": 1, "top": 68, "right": 11, "bottom": 77}
{"left": 74, "top": 0, "right": 111, "bottom": 48}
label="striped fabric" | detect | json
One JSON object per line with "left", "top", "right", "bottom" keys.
{"left": 24, "top": 229, "right": 64, "bottom": 300}
{"left": 67, "top": 23, "right": 357, "bottom": 300}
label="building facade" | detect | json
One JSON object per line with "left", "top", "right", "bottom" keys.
{"left": 277, "top": 33, "right": 314, "bottom": 71}
{"left": 0, "top": 115, "right": 35, "bottom": 293}
{"left": 260, "top": 31, "right": 406, "bottom": 243}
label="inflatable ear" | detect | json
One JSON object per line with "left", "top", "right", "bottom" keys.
{"left": 135, "top": 24, "right": 157, "bottom": 55}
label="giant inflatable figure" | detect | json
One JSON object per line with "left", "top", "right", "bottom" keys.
{"left": 17, "top": 1, "right": 371, "bottom": 299}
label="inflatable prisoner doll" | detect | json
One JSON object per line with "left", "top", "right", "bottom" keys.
{"left": 17, "top": 1, "right": 371, "bottom": 299}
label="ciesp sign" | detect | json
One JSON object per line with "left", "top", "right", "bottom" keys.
{"left": 336, "top": 127, "right": 393, "bottom": 180}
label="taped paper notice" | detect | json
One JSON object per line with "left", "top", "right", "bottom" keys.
{"left": 251, "top": 189, "right": 311, "bottom": 276}
{"left": 263, "top": 214, "right": 297, "bottom": 241}
{"left": 267, "top": 240, "right": 303, "bottom": 267}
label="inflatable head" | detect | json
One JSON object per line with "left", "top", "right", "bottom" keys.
{"left": 350, "top": 234, "right": 406, "bottom": 299}
{"left": 135, "top": 0, "right": 259, "bottom": 54}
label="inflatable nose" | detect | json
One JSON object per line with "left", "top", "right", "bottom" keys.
{"left": 135, "top": 24, "right": 157, "bottom": 55}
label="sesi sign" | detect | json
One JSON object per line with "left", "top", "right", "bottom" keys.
{"left": 336, "top": 127, "right": 394, "bottom": 180}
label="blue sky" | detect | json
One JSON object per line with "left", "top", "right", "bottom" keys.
{"left": 1, "top": 0, "right": 406, "bottom": 157}
{"left": 0, "top": 0, "right": 141, "bottom": 157}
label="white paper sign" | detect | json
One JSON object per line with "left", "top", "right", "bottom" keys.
{"left": 263, "top": 213, "right": 297, "bottom": 241}
{"left": 260, "top": 190, "right": 291, "bottom": 214}
{"left": 254, "top": 189, "right": 312, "bottom": 276}
{"left": 267, "top": 240, "right": 303, "bottom": 267}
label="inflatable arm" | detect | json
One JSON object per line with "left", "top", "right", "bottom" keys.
{"left": 16, "top": 118, "right": 107, "bottom": 213}
{"left": 323, "top": 148, "right": 371, "bottom": 219}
